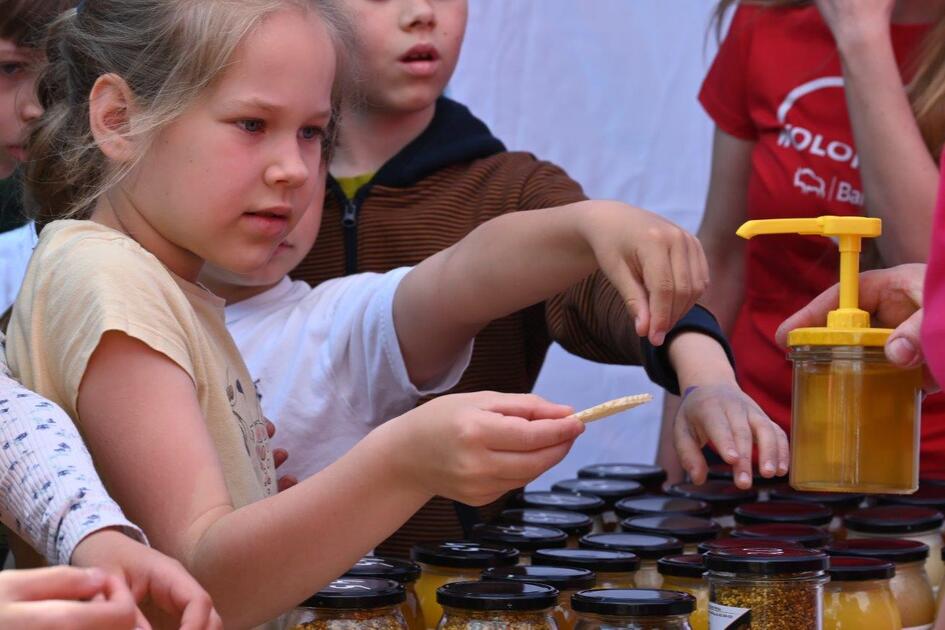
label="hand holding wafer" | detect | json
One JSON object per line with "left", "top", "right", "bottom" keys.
{"left": 573, "top": 394, "right": 653, "bottom": 423}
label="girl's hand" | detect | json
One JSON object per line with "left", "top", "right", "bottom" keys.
{"left": 814, "top": 0, "right": 894, "bottom": 45}
{"left": 580, "top": 203, "right": 709, "bottom": 346}
{"left": 384, "top": 393, "right": 584, "bottom": 506}
{"left": 673, "top": 384, "right": 789, "bottom": 489}
{"left": 71, "top": 529, "right": 222, "bottom": 630}
{"left": 0, "top": 566, "right": 137, "bottom": 629}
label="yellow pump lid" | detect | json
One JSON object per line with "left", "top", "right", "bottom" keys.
{"left": 736, "top": 216, "right": 893, "bottom": 347}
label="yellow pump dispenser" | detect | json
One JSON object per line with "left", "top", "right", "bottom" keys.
{"left": 737, "top": 216, "right": 922, "bottom": 494}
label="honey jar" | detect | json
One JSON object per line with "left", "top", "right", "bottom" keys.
{"left": 738, "top": 216, "right": 923, "bottom": 495}
{"left": 730, "top": 523, "right": 831, "bottom": 549}
{"left": 435, "top": 581, "right": 557, "bottom": 630}
{"left": 580, "top": 533, "right": 683, "bottom": 589}
{"left": 734, "top": 501, "right": 833, "bottom": 529}
{"left": 878, "top": 484, "right": 945, "bottom": 513}
{"left": 411, "top": 541, "right": 519, "bottom": 629}
{"left": 667, "top": 482, "right": 758, "bottom": 532}
{"left": 698, "top": 537, "right": 803, "bottom": 555}
{"left": 519, "top": 491, "right": 608, "bottom": 533}
{"left": 532, "top": 548, "right": 640, "bottom": 589}
{"left": 344, "top": 556, "right": 425, "bottom": 630}
{"left": 578, "top": 463, "right": 668, "bottom": 494}
{"left": 768, "top": 486, "right": 864, "bottom": 540}
{"left": 657, "top": 555, "right": 708, "bottom": 630}
{"left": 286, "top": 577, "right": 407, "bottom": 630}
{"left": 482, "top": 564, "right": 596, "bottom": 630}
{"left": 619, "top": 515, "right": 720, "bottom": 554}
{"left": 615, "top": 496, "right": 711, "bottom": 521}
{"left": 822, "top": 557, "right": 901, "bottom": 630}
{"left": 552, "top": 479, "right": 645, "bottom": 531}
{"left": 500, "top": 509, "right": 593, "bottom": 548}
{"left": 572, "top": 589, "right": 696, "bottom": 630}
{"left": 470, "top": 523, "right": 567, "bottom": 564}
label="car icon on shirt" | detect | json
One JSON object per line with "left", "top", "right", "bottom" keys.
{"left": 793, "top": 167, "right": 826, "bottom": 198}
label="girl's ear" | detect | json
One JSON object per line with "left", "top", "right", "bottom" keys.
{"left": 89, "top": 73, "right": 139, "bottom": 163}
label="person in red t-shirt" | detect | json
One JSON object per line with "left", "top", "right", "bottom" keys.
{"left": 657, "top": 0, "right": 945, "bottom": 481}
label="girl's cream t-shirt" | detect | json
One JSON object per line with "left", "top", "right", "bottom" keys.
{"left": 6, "top": 220, "right": 275, "bottom": 509}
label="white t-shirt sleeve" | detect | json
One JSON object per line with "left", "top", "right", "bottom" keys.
{"left": 325, "top": 267, "right": 473, "bottom": 425}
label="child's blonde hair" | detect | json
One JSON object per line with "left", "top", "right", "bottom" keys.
{"left": 25, "top": 0, "right": 353, "bottom": 222}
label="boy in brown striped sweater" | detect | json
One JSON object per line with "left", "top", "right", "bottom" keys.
{"left": 291, "top": 0, "right": 785, "bottom": 557}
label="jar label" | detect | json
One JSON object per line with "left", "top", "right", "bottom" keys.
{"left": 709, "top": 602, "right": 752, "bottom": 629}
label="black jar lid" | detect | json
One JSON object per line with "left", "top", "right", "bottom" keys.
{"left": 471, "top": 523, "right": 568, "bottom": 552}
{"left": 436, "top": 580, "right": 558, "bottom": 611}
{"left": 707, "top": 464, "right": 787, "bottom": 487}
{"left": 657, "top": 554, "right": 705, "bottom": 579}
{"left": 620, "top": 515, "right": 720, "bottom": 544}
{"left": 825, "top": 539, "right": 930, "bottom": 564}
{"left": 769, "top": 485, "right": 864, "bottom": 511}
{"left": 730, "top": 524, "right": 830, "bottom": 549}
{"left": 698, "top": 538, "right": 803, "bottom": 554}
{"left": 580, "top": 532, "right": 684, "bottom": 560}
{"left": 302, "top": 578, "right": 405, "bottom": 609}
{"left": 668, "top": 482, "right": 758, "bottom": 513}
{"left": 411, "top": 541, "right": 520, "bottom": 569}
{"left": 827, "top": 556, "right": 895, "bottom": 581}
{"left": 518, "top": 491, "right": 606, "bottom": 516}
{"left": 578, "top": 463, "right": 667, "bottom": 487}
{"left": 571, "top": 589, "right": 695, "bottom": 617}
{"left": 500, "top": 509, "right": 593, "bottom": 537}
{"left": 344, "top": 556, "right": 421, "bottom": 584}
{"left": 734, "top": 501, "right": 833, "bottom": 527}
{"left": 552, "top": 478, "right": 644, "bottom": 507}
{"left": 704, "top": 546, "right": 828, "bottom": 575}
{"left": 482, "top": 565, "right": 597, "bottom": 591}
{"left": 877, "top": 484, "right": 945, "bottom": 512}
{"left": 532, "top": 548, "right": 640, "bottom": 573}
{"left": 615, "top": 495, "right": 711, "bottom": 520}
{"left": 845, "top": 506, "right": 944, "bottom": 534}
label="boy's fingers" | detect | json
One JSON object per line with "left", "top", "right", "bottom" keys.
{"left": 668, "top": 237, "right": 696, "bottom": 330}
{"left": 1, "top": 567, "right": 107, "bottom": 602}
{"left": 273, "top": 448, "right": 289, "bottom": 469}
{"left": 490, "top": 441, "right": 577, "bottom": 485}
{"left": 749, "top": 411, "right": 780, "bottom": 478}
{"left": 477, "top": 393, "right": 574, "bottom": 420}
{"left": 605, "top": 260, "right": 651, "bottom": 339}
{"left": 775, "top": 423, "right": 790, "bottom": 476}
{"left": 266, "top": 420, "right": 276, "bottom": 439}
{"left": 278, "top": 475, "right": 298, "bottom": 492}
{"left": 3, "top": 600, "right": 138, "bottom": 630}
{"left": 641, "top": 250, "right": 675, "bottom": 346}
{"left": 482, "top": 415, "right": 584, "bottom": 452}
{"left": 673, "top": 420, "right": 708, "bottom": 484}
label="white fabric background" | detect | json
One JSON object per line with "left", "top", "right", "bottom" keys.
{"left": 0, "top": 222, "right": 36, "bottom": 314}
{"left": 448, "top": 0, "right": 721, "bottom": 488}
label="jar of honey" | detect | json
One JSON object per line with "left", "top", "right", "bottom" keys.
{"left": 657, "top": 555, "right": 708, "bottom": 630}
{"left": 578, "top": 463, "right": 668, "bottom": 494}
{"left": 734, "top": 501, "right": 833, "bottom": 529}
{"left": 878, "top": 484, "right": 945, "bottom": 514}
{"left": 519, "top": 492, "right": 608, "bottom": 533}
{"left": 482, "top": 565, "right": 596, "bottom": 630}
{"left": 619, "top": 515, "right": 720, "bottom": 554}
{"left": 844, "top": 506, "right": 945, "bottom": 588}
{"left": 769, "top": 486, "right": 864, "bottom": 540}
{"left": 285, "top": 577, "right": 407, "bottom": 630}
{"left": 823, "top": 557, "right": 901, "bottom": 630}
{"left": 500, "top": 509, "right": 593, "bottom": 548}
{"left": 615, "top": 496, "right": 711, "bottom": 521}
{"left": 826, "top": 539, "right": 935, "bottom": 629}
{"left": 580, "top": 533, "right": 683, "bottom": 589}
{"left": 730, "top": 523, "right": 831, "bottom": 549}
{"left": 572, "top": 589, "right": 695, "bottom": 630}
{"left": 470, "top": 523, "right": 568, "bottom": 564}
{"left": 344, "top": 557, "right": 425, "bottom": 630}
{"left": 707, "top": 465, "right": 787, "bottom": 501}
{"left": 553, "top": 479, "right": 645, "bottom": 531}
{"left": 436, "top": 581, "right": 557, "bottom": 630}
{"left": 411, "top": 541, "right": 519, "bottom": 629}
{"left": 532, "top": 548, "right": 640, "bottom": 589}
{"left": 698, "top": 537, "right": 803, "bottom": 555}
{"left": 667, "top": 482, "right": 758, "bottom": 532}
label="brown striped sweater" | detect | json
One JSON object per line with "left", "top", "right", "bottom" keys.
{"left": 291, "top": 97, "right": 731, "bottom": 558}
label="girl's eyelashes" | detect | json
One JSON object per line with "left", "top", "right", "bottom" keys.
{"left": 299, "top": 126, "right": 324, "bottom": 141}
{"left": 237, "top": 118, "right": 265, "bottom": 133}
{"left": 0, "top": 62, "right": 25, "bottom": 78}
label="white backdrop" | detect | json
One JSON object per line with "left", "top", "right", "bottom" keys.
{"left": 449, "top": 0, "right": 720, "bottom": 488}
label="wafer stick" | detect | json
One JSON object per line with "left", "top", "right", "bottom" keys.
{"left": 573, "top": 394, "right": 653, "bottom": 424}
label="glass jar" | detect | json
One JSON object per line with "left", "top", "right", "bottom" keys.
{"left": 519, "top": 492, "right": 608, "bottom": 534}
{"left": 668, "top": 482, "right": 758, "bottom": 533}
{"left": 789, "top": 345, "right": 922, "bottom": 494}
{"left": 580, "top": 533, "right": 683, "bottom": 589}
{"left": 553, "top": 479, "right": 645, "bottom": 532}
{"left": 704, "top": 545, "right": 828, "bottom": 629}
{"left": 572, "top": 588, "right": 695, "bottom": 630}
{"left": 823, "top": 557, "right": 901, "bottom": 630}
{"left": 533, "top": 548, "right": 640, "bottom": 589}
{"left": 707, "top": 465, "right": 787, "bottom": 501}
{"left": 501, "top": 509, "right": 593, "bottom": 548}
{"left": 482, "top": 564, "right": 596, "bottom": 630}
{"left": 286, "top": 577, "right": 407, "bottom": 630}
{"left": 844, "top": 506, "right": 945, "bottom": 588}
{"left": 578, "top": 463, "right": 668, "bottom": 495}
{"left": 471, "top": 523, "right": 567, "bottom": 564}
{"left": 436, "top": 580, "right": 557, "bottom": 630}
{"left": 734, "top": 501, "right": 833, "bottom": 529}
{"left": 657, "top": 555, "right": 707, "bottom": 630}
{"left": 698, "top": 538, "right": 803, "bottom": 555}
{"left": 937, "top": 548, "right": 945, "bottom": 611}
{"left": 344, "top": 557, "right": 425, "bottom": 630}
{"left": 411, "top": 541, "right": 519, "bottom": 629}
{"left": 768, "top": 486, "right": 864, "bottom": 540}
{"left": 615, "top": 496, "right": 711, "bottom": 521}
{"left": 730, "top": 523, "right": 831, "bottom": 549}
{"left": 826, "top": 538, "right": 935, "bottom": 629}
{"left": 620, "top": 515, "right": 720, "bottom": 554}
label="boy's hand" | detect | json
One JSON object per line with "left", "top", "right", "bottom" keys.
{"left": 384, "top": 392, "right": 584, "bottom": 506}
{"left": 71, "top": 529, "right": 222, "bottom": 630}
{"left": 0, "top": 566, "right": 137, "bottom": 629}
{"left": 267, "top": 419, "right": 298, "bottom": 491}
{"left": 580, "top": 203, "right": 708, "bottom": 345}
{"left": 674, "top": 384, "right": 789, "bottom": 489}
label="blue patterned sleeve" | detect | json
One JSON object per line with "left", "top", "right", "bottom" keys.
{"left": 0, "top": 334, "right": 147, "bottom": 564}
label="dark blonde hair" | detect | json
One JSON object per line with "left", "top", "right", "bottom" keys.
{"left": 25, "top": 0, "right": 354, "bottom": 221}
{"left": 712, "top": 0, "right": 945, "bottom": 157}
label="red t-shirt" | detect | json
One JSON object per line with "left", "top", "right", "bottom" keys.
{"left": 700, "top": 4, "right": 945, "bottom": 478}
{"left": 924, "top": 161, "right": 945, "bottom": 389}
